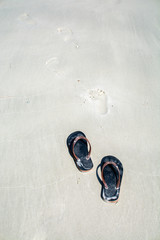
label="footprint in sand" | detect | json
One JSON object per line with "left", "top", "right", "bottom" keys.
{"left": 57, "top": 27, "right": 79, "bottom": 48}
{"left": 45, "top": 57, "right": 60, "bottom": 73}
{"left": 45, "top": 57, "right": 64, "bottom": 77}
{"left": 57, "top": 27, "right": 73, "bottom": 42}
{"left": 88, "top": 89, "right": 108, "bottom": 115}
{"left": 45, "top": 57, "right": 59, "bottom": 70}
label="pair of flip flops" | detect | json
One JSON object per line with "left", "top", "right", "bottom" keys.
{"left": 67, "top": 131, "right": 123, "bottom": 203}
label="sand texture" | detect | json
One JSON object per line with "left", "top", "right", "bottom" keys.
{"left": 0, "top": 0, "right": 160, "bottom": 239}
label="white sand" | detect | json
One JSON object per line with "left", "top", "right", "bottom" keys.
{"left": 0, "top": 0, "right": 160, "bottom": 239}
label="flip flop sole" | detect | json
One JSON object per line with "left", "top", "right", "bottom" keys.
{"left": 97, "top": 156, "right": 123, "bottom": 203}
{"left": 66, "top": 131, "right": 93, "bottom": 172}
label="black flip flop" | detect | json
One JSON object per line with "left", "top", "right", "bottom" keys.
{"left": 96, "top": 156, "right": 123, "bottom": 203}
{"left": 66, "top": 131, "right": 93, "bottom": 172}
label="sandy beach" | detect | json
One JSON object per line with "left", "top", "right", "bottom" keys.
{"left": 0, "top": 0, "right": 160, "bottom": 239}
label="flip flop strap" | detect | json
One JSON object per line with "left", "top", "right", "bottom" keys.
{"left": 101, "top": 162, "right": 121, "bottom": 189}
{"left": 72, "top": 136, "right": 91, "bottom": 161}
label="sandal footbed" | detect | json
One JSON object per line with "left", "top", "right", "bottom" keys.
{"left": 100, "top": 156, "right": 123, "bottom": 202}
{"left": 66, "top": 131, "right": 93, "bottom": 171}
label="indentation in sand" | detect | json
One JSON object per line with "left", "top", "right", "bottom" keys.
{"left": 45, "top": 57, "right": 59, "bottom": 72}
{"left": 46, "top": 57, "right": 59, "bottom": 67}
{"left": 57, "top": 27, "right": 73, "bottom": 42}
{"left": 45, "top": 57, "right": 64, "bottom": 78}
{"left": 57, "top": 27, "right": 79, "bottom": 48}
{"left": 88, "top": 88, "right": 108, "bottom": 115}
